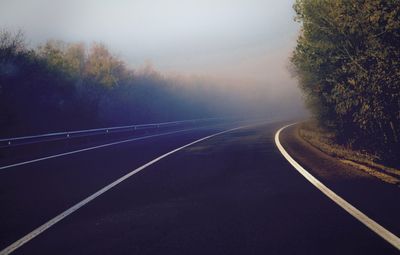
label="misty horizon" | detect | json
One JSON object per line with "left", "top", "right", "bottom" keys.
{"left": 0, "top": 0, "right": 304, "bottom": 108}
{"left": 0, "top": 0, "right": 308, "bottom": 138}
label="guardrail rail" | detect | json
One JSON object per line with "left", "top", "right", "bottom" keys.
{"left": 0, "top": 117, "right": 230, "bottom": 148}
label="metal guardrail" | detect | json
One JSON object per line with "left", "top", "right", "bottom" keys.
{"left": 0, "top": 117, "right": 227, "bottom": 148}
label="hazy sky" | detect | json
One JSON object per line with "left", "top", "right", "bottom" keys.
{"left": 0, "top": 0, "right": 302, "bottom": 106}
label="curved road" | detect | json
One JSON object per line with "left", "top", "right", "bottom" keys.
{"left": 0, "top": 121, "right": 398, "bottom": 254}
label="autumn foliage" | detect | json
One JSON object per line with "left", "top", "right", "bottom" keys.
{"left": 291, "top": 0, "right": 400, "bottom": 164}
{"left": 0, "top": 30, "right": 238, "bottom": 137}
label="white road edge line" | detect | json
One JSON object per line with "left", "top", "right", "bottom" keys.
{"left": 0, "top": 123, "right": 255, "bottom": 255}
{"left": 275, "top": 123, "right": 400, "bottom": 251}
{"left": 0, "top": 125, "right": 222, "bottom": 171}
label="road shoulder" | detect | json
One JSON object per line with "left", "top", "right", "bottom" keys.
{"left": 279, "top": 123, "right": 400, "bottom": 237}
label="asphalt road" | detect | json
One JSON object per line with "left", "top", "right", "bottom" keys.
{"left": 0, "top": 121, "right": 398, "bottom": 254}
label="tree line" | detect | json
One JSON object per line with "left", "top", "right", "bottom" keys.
{"left": 0, "top": 30, "right": 243, "bottom": 137}
{"left": 291, "top": 0, "right": 400, "bottom": 165}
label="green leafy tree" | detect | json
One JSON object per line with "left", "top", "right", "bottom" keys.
{"left": 291, "top": 0, "right": 400, "bottom": 164}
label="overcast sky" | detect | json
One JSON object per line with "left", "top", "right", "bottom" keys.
{"left": 0, "top": 0, "right": 301, "bottom": 105}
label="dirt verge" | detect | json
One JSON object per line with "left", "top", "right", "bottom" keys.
{"left": 279, "top": 122, "right": 400, "bottom": 186}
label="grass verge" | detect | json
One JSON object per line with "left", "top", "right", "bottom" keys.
{"left": 298, "top": 121, "right": 400, "bottom": 185}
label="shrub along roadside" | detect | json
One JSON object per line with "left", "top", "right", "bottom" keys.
{"left": 291, "top": 0, "right": 400, "bottom": 166}
{"left": 0, "top": 30, "right": 242, "bottom": 137}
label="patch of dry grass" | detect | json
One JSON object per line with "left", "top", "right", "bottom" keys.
{"left": 298, "top": 121, "right": 400, "bottom": 185}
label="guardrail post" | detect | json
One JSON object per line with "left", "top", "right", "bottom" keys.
{"left": 8, "top": 141, "right": 11, "bottom": 145}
